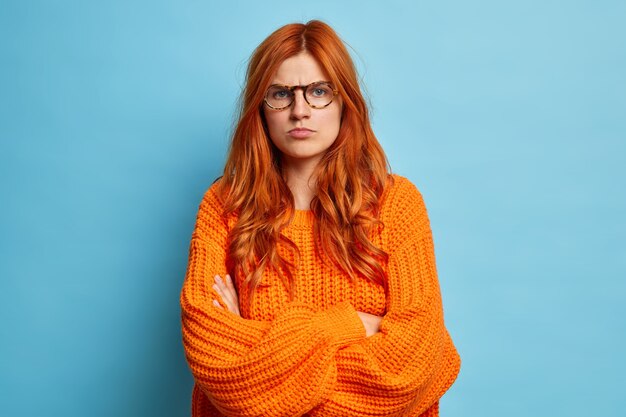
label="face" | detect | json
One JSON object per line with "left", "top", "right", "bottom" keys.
{"left": 263, "top": 52, "right": 342, "bottom": 170}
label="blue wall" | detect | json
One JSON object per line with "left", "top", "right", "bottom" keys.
{"left": 1, "top": 1, "right": 624, "bottom": 416}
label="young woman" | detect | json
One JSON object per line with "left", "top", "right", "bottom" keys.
{"left": 181, "top": 20, "right": 461, "bottom": 417}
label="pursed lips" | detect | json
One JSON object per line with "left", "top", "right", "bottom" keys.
{"left": 288, "top": 128, "right": 315, "bottom": 138}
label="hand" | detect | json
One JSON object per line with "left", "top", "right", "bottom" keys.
{"left": 212, "top": 274, "right": 241, "bottom": 317}
{"left": 356, "top": 311, "right": 383, "bottom": 337}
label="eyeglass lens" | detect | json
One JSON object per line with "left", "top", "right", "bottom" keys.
{"left": 265, "top": 82, "right": 334, "bottom": 109}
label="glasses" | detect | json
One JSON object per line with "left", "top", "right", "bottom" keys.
{"left": 264, "top": 81, "right": 338, "bottom": 110}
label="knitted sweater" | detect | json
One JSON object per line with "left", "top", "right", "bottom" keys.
{"left": 180, "top": 175, "right": 461, "bottom": 417}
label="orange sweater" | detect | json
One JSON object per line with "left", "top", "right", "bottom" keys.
{"left": 180, "top": 175, "right": 461, "bottom": 417}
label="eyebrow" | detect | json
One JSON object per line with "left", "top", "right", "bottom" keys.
{"left": 269, "top": 80, "right": 331, "bottom": 86}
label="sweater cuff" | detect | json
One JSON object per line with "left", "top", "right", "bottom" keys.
{"left": 312, "top": 302, "right": 366, "bottom": 347}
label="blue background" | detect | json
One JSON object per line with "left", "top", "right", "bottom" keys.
{"left": 1, "top": 1, "right": 624, "bottom": 416}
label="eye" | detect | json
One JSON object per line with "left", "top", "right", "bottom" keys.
{"left": 309, "top": 83, "right": 333, "bottom": 98}
{"left": 311, "top": 88, "right": 327, "bottom": 97}
{"left": 275, "top": 90, "right": 290, "bottom": 99}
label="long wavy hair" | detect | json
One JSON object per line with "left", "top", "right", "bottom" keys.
{"left": 219, "top": 20, "right": 391, "bottom": 299}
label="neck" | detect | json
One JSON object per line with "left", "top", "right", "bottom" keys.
{"left": 281, "top": 156, "right": 320, "bottom": 210}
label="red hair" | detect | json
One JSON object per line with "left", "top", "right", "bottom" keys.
{"left": 219, "top": 20, "right": 391, "bottom": 298}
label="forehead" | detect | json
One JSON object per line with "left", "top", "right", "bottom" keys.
{"left": 271, "top": 52, "right": 330, "bottom": 85}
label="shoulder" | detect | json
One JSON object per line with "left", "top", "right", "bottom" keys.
{"left": 381, "top": 174, "right": 428, "bottom": 218}
{"left": 200, "top": 177, "right": 227, "bottom": 209}
{"left": 383, "top": 174, "right": 425, "bottom": 206}
{"left": 379, "top": 174, "right": 432, "bottom": 245}
{"left": 195, "top": 177, "right": 229, "bottom": 226}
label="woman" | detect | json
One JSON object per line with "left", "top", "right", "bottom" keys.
{"left": 181, "top": 20, "right": 461, "bottom": 417}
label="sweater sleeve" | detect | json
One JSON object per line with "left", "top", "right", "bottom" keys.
{"left": 180, "top": 185, "right": 366, "bottom": 417}
{"left": 309, "top": 179, "right": 461, "bottom": 417}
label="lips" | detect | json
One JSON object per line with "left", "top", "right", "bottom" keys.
{"left": 288, "top": 128, "right": 315, "bottom": 139}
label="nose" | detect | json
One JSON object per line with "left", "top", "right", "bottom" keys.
{"left": 289, "top": 89, "right": 311, "bottom": 120}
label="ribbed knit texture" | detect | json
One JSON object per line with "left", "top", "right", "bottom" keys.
{"left": 181, "top": 175, "right": 461, "bottom": 417}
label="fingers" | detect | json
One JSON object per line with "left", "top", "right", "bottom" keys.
{"left": 356, "top": 311, "right": 383, "bottom": 337}
{"left": 214, "top": 276, "right": 230, "bottom": 302}
{"left": 212, "top": 276, "right": 233, "bottom": 309}
{"left": 225, "top": 274, "right": 237, "bottom": 296}
{"left": 212, "top": 274, "right": 241, "bottom": 316}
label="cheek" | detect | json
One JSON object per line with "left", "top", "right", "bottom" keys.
{"left": 322, "top": 107, "right": 342, "bottom": 138}
{"left": 263, "top": 111, "right": 284, "bottom": 139}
